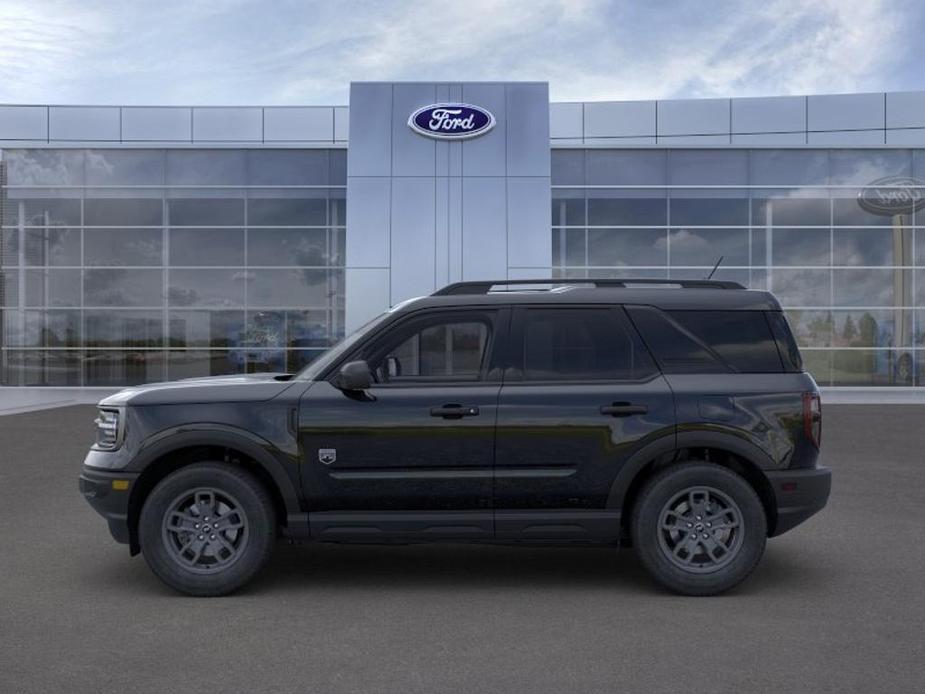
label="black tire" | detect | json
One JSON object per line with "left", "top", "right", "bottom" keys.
{"left": 139, "top": 463, "right": 276, "bottom": 596}
{"left": 631, "top": 463, "right": 767, "bottom": 596}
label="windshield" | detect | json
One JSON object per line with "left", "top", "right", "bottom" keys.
{"left": 295, "top": 311, "right": 392, "bottom": 381}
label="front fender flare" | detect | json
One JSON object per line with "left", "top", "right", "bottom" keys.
{"left": 128, "top": 424, "right": 303, "bottom": 516}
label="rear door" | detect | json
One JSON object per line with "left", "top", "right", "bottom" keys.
{"left": 493, "top": 306, "right": 675, "bottom": 540}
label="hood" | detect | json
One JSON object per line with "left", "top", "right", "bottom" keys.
{"left": 98, "top": 372, "right": 299, "bottom": 407}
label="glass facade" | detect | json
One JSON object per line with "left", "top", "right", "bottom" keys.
{"left": 0, "top": 148, "right": 346, "bottom": 386}
{"left": 552, "top": 148, "right": 925, "bottom": 387}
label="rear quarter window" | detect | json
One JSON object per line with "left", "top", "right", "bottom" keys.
{"left": 627, "top": 307, "right": 785, "bottom": 374}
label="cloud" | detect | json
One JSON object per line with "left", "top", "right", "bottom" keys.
{"left": 0, "top": 0, "right": 919, "bottom": 105}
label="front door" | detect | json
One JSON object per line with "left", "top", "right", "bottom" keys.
{"left": 493, "top": 306, "right": 675, "bottom": 541}
{"left": 299, "top": 308, "right": 508, "bottom": 540}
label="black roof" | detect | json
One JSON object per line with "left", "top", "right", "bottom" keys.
{"left": 395, "top": 279, "right": 782, "bottom": 312}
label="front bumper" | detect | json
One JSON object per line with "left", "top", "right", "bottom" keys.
{"left": 79, "top": 467, "right": 140, "bottom": 545}
{"left": 766, "top": 466, "right": 832, "bottom": 536}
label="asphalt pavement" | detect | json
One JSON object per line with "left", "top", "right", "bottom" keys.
{"left": 1, "top": 404, "right": 923, "bottom": 693}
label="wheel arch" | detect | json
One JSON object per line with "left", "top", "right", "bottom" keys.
{"left": 608, "top": 430, "right": 778, "bottom": 537}
{"left": 126, "top": 428, "right": 302, "bottom": 555}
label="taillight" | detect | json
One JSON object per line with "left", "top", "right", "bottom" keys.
{"left": 802, "top": 392, "right": 822, "bottom": 448}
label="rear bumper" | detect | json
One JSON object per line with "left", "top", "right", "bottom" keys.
{"left": 766, "top": 466, "right": 832, "bottom": 537}
{"left": 79, "top": 467, "right": 139, "bottom": 545}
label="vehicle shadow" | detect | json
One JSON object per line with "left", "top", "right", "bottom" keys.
{"left": 83, "top": 540, "right": 827, "bottom": 598}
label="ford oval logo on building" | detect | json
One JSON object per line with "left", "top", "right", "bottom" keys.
{"left": 858, "top": 176, "right": 925, "bottom": 216}
{"left": 408, "top": 103, "right": 495, "bottom": 140}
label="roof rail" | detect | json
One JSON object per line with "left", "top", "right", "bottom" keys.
{"left": 432, "top": 278, "right": 746, "bottom": 296}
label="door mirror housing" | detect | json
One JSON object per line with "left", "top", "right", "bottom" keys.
{"left": 335, "top": 360, "right": 372, "bottom": 391}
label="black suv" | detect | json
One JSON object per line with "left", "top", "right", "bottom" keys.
{"left": 80, "top": 279, "right": 830, "bottom": 596}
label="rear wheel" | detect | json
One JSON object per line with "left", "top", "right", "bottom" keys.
{"left": 631, "top": 463, "right": 767, "bottom": 595}
{"left": 139, "top": 463, "right": 276, "bottom": 596}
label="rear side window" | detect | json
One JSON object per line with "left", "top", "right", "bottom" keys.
{"left": 668, "top": 311, "right": 783, "bottom": 373}
{"left": 627, "top": 307, "right": 726, "bottom": 374}
{"left": 766, "top": 311, "right": 803, "bottom": 372}
{"left": 516, "top": 308, "right": 656, "bottom": 381}
{"left": 627, "top": 307, "right": 784, "bottom": 374}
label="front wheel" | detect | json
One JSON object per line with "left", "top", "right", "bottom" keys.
{"left": 139, "top": 463, "right": 276, "bottom": 596}
{"left": 631, "top": 463, "right": 767, "bottom": 596}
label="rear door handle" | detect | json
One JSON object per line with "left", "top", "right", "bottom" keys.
{"left": 430, "top": 404, "right": 480, "bottom": 419}
{"left": 600, "top": 402, "right": 648, "bottom": 417}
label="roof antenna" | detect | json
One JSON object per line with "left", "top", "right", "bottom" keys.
{"left": 706, "top": 256, "right": 724, "bottom": 280}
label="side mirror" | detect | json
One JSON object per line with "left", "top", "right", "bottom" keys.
{"left": 335, "top": 360, "right": 372, "bottom": 391}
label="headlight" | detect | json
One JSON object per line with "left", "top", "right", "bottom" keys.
{"left": 94, "top": 408, "right": 123, "bottom": 450}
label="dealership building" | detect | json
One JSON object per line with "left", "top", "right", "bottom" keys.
{"left": 1, "top": 82, "right": 924, "bottom": 398}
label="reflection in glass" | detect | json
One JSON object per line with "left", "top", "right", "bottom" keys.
{"left": 587, "top": 194, "right": 666, "bottom": 226}
{"left": 167, "top": 351, "right": 244, "bottom": 380}
{"left": 84, "top": 228, "right": 163, "bottom": 266}
{"left": 168, "top": 310, "right": 245, "bottom": 348}
{"left": 23, "top": 310, "right": 80, "bottom": 347}
{"left": 670, "top": 197, "right": 749, "bottom": 226}
{"left": 85, "top": 150, "right": 165, "bottom": 185}
{"left": 247, "top": 228, "right": 331, "bottom": 266}
{"left": 668, "top": 228, "right": 748, "bottom": 266}
{"left": 24, "top": 228, "right": 80, "bottom": 266}
{"left": 248, "top": 195, "right": 327, "bottom": 226}
{"left": 84, "top": 198, "right": 163, "bottom": 226}
{"left": 247, "top": 269, "right": 342, "bottom": 308}
{"left": 85, "top": 310, "right": 164, "bottom": 348}
{"left": 25, "top": 269, "right": 81, "bottom": 307}
{"left": 833, "top": 268, "right": 902, "bottom": 307}
{"left": 784, "top": 310, "right": 833, "bottom": 348}
{"left": 770, "top": 269, "right": 831, "bottom": 307}
{"left": 769, "top": 229, "right": 830, "bottom": 267}
{"left": 832, "top": 349, "right": 912, "bottom": 386}
{"left": 84, "top": 269, "right": 163, "bottom": 307}
{"left": 83, "top": 351, "right": 166, "bottom": 386}
{"left": 168, "top": 269, "right": 246, "bottom": 307}
{"left": 168, "top": 228, "right": 245, "bottom": 266}
{"left": 587, "top": 229, "right": 667, "bottom": 266}
{"left": 168, "top": 197, "right": 244, "bottom": 226}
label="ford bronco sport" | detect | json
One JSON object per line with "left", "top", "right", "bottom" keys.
{"left": 79, "top": 278, "right": 830, "bottom": 596}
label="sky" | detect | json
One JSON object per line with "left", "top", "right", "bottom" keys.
{"left": 0, "top": 0, "right": 922, "bottom": 106}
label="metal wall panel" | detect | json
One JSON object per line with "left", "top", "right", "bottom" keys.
{"left": 507, "top": 177, "right": 553, "bottom": 268}
{"left": 461, "top": 83, "right": 507, "bottom": 177}
{"left": 807, "top": 93, "right": 884, "bottom": 132}
{"left": 886, "top": 91, "right": 925, "bottom": 129}
{"left": 122, "top": 107, "right": 191, "bottom": 141}
{"left": 391, "top": 83, "right": 437, "bottom": 176}
{"left": 264, "top": 107, "right": 334, "bottom": 141}
{"left": 192, "top": 107, "right": 262, "bottom": 141}
{"left": 732, "top": 95, "right": 805, "bottom": 133}
{"left": 334, "top": 107, "right": 349, "bottom": 141}
{"left": 345, "top": 81, "right": 550, "bottom": 325}
{"left": 885, "top": 128, "right": 925, "bottom": 145}
{"left": 731, "top": 132, "right": 807, "bottom": 144}
{"left": 345, "top": 268, "right": 391, "bottom": 333}
{"left": 462, "top": 177, "right": 507, "bottom": 279}
{"left": 550, "top": 102, "right": 583, "bottom": 139}
{"left": 584, "top": 100, "right": 656, "bottom": 138}
{"left": 658, "top": 98, "right": 730, "bottom": 136}
{"left": 347, "top": 83, "right": 392, "bottom": 176}
{"left": 49, "top": 107, "right": 120, "bottom": 141}
{"left": 0, "top": 106, "right": 47, "bottom": 140}
{"left": 807, "top": 129, "right": 885, "bottom": 145}
{"left": 345, "top": 177, "right": 391, "bottom": 267}
{"left": 507, "top": 83, "right": 551, "bottom": 176}
{"left": 658, "top": 134, "right": 730, "bottom": 145}
{"left": 390, "top": 177, "right": 436, "bottom": 302}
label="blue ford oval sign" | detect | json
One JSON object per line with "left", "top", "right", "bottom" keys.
{"left": 408, "top": 103, "right": 495, "bottom": 140}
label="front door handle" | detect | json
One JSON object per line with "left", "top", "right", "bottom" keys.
{"left": 600, "top": 402, "right": 648, "bottom": 417}
{"left": 430, "top": 404, "right": 480, "bottom": 419}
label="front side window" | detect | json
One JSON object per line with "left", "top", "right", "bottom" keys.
{"left": 367, "top": 313, "right": 493, "bottom": 384}
{"left": 518, "top": 308, "right": 656, "bottom": 381}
